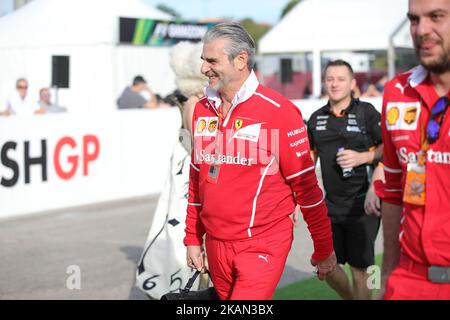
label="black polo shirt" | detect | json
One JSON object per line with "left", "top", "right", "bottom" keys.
{"left": 307, "top": 98, "right": 381, "bottom": 221}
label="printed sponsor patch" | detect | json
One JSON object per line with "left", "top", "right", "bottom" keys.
{"left": 287, "top": 127, "right": 305, "bottom": 137}
{"left": 392, "top": 135, "right": 410, "bottom": 142}
{"left": 235, "top": 119, "right": 243, "bottom": 130}
{"left": 296, "top": 150, "right": 309, "bottom": 158}
{"left": 387, "top": 107, "right": 400, "bottom": 126}
{"left": 404, "top": 106, "right": 418, "bottom": 125}
{"left": 208, "top": 118, "right": 218, "bottom": 133}
{"left": 397, "top": 147, "right": 450, "bottom": 165}
{"left": 232, "top": 123, "right": 262, "bottom": 142}
{"left": 290, "top": 138, "right": 308, "bottom": 148}
{"left": 346, "top": 126, "right": 361, "bottom": 132}
{"left": 386, "top": 102, "right": 421, "bottom": 131}
{"left": 195, "top": 118, "right": 207, "bottom": 136}
{"left": 195, "top": 117, "right": 218, "bottom": 136}
{"left": 395, "top": 83, "right": 409, "bottom": 95}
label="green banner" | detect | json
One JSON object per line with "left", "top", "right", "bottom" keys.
{"left": 119, "top": 18, "right": 215, "bottom": 46}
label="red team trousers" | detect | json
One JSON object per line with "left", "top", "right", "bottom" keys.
{"left": 205, "top": 217, "right": 293, "bottom": 300}
{"left": 384, "top": 253, "right": 450, "bottom": 300}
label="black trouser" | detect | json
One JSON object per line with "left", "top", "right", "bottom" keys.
{"left": 330, "top": 214, "right": 380, "bottom": 269}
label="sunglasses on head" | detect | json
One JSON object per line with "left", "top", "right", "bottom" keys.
{"left": 427, "top": 96, "right": 450, "bottom": 144}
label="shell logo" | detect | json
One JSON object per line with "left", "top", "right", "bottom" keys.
{"left": 196, "top": 119, "right": 207, "bottom": 134}
{"left": 387, "top": 107, "right": 400, "bottom": 126}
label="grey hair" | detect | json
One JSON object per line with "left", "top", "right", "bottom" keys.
{"left": 203, "top": 22, "right": 256, "bottom": 70}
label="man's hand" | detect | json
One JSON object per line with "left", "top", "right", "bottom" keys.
{"left": 336, "top": 149, "right": 373, "bottom": 168}
{"left": 0, "top": 109, "right": 11, "bottom": 116}
{"left": 311, "top": 251, "right": 337, "bottom": 281}
{"left": 375, "top": 275, "right": 388, "bottom": 300}
{"left": 290, "top": 205, "right": 301, "bottom": 227}
{"left": 186, "top": 245, "right": 204, "bottom": 272}
{"left": 378, "top": 202, "right": 402, "bottom": 300}
{"left": 35, "top": 107, "right": 47, "bottom": 115}
{"left": 364, "top": 189, "right": 381, "bottom": 216}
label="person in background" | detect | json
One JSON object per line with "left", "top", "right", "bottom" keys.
{"left": 352, "top": 84, "right": 362, "bottom": 98}
{"left": 362, "top": 83, "right": 382, "bottom": 97}
{"left": 170, "top": 41, "right": 210, "bottom": 131}
{"left": 375, "top": 74, "right": 389, "bottom": 92}
{"left": 37, "top": 88, "right": 67, "bottom": 113}
{"left": 117, "top": 75, "right": 159, "bottom": 109}
{"left": 378, "top": 0, "right": 450, "bottom": 300}
{"left": 136, "top": 41, "right": 210, "bottom": 299}
{"left": 307, "top": 60, "right": 383, "bottom": 300}
{"left": 0, "top": 106, "right": 8, "bottom": 116}
{"left": 0, "top": 78, "right": 44, "bottom": 116}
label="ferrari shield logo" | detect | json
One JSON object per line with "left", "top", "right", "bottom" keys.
{"left": 235, "top": 119, "right": 243, "bottom": 130}
{"left": 404, "top": 107, "right": 417, "bottom": 125}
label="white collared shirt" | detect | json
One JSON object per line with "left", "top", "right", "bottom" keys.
{"left": 408, "top": 65, "right": 428, "bottom": 88}
{"left": 204, "top": 70, "right": 260, "bottom": 126}
{"left": 4, "top": 91, "right": 39, "bottom": 116}
{"left": 204, "top": 70, "right": 260, "bottom": 109}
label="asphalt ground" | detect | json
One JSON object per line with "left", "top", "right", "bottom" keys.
{"left": 0, "top": 175, "right": 382, "bottom": 299}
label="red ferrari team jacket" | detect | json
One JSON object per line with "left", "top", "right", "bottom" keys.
{"left": 381, "top": 65, "right": 450, "bottom": 266}
{"left": 183, "top": 71, "right": 333, "bottom": 262}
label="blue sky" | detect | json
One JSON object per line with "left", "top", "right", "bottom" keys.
{"left": 143, "top": 0, "right": 292, "bottom": 24}
{"left": 0, "top": 0, "right": 293, "bottom": 24}
{"left": 0, "top": 0, "right": 13, "bottom": 16}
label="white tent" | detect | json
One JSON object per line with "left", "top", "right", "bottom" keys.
{"left": 259, "top": 0, "right": 413, "bottom": 97}
{"left": 0, "top": 0, "right": 175, "bottom": 112}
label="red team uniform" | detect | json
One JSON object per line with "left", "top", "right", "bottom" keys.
{"left": 380, "top": 65, "right": 450, "bottom": 299}
{"left": 183, "top": 71, "right": 333, "bottom": 300}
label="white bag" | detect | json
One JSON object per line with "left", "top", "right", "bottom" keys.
{"left": 136, "top": 131, "right": 197, "bottom": 299}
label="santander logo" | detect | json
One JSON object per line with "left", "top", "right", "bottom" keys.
{"left": 397, "top": 147, "right": 450, "bottom": 165}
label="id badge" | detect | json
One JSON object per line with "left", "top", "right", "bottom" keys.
{"left": 206, "top": 164, "right": 220, "bottom": 184}
{"left": 207, "top": 124, "right": 222, "bottom": 184}
{"left": 403, "top": 162, "right": 426, "bottom": 206}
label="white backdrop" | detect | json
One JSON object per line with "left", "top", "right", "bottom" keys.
{"left": 0, "top": 45, "right": 175, "bottom": 113}
{"left": 0, "top": 108, "right": 181, "bottom": 218}
{"left": 0, "top": 97, "right": 381, "bottom": 219}
{"left": 0, "top": 0, "right": 176, "bottom": 113}
{"left": 259, "top": 0, "right": 412, "bottom": 97}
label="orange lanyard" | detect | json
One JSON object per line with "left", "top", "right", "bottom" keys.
{"left": 418, "top": 120, "right": 428, "bottom": 166}
{"left": 420, "top": 117, "right": 429, "bottom": 150}
{"left": 208, "top": 100, "right": 225, "bottom": 126}
{"left": 217, "top": 105, "right": 225, "bottom": 123}
{"left": 206, "top": 100, "right": 229, "bottom": 160}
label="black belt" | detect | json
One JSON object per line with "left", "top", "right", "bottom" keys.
{"left": 399, "top": 253, "right": 450, "bottom": 283}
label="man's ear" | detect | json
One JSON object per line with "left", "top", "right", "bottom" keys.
{"left": 235, "top": 51, "right": 248, "bottom": 71}
{"left": 350, "top": 78, "right": 357, "bottom": 91}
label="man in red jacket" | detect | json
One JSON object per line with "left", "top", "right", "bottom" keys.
{"left": 378, "top": 0, "right": 450, "bottom": 299}
{"left": 183, "top": 22, "right": 336, "bottom": 300}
